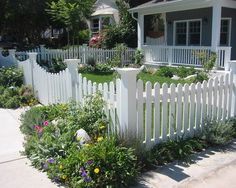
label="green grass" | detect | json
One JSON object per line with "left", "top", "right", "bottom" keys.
{"left": 81, "top": 72, "right": 191, "bottom": 86}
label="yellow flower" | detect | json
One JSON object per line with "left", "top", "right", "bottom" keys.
{"left": 84, "top": 144, "right": 90, "bottom": 147}
{"left": 62, "top": 175, "right": 67, "bottom": 180}
{"left": 59, "top": 165, "right": 63, "bottom": 170}
{"left": 99, "top": 125, "right": 106, "bottom": 130}
{"left": 97, "top": 137, "right": 103, "bottom": 142}
{"left": 76, "top": 136, "right": 82, "bottom": 141}
{"left": 94, "top": 168, "right": 100, "bottom": 174}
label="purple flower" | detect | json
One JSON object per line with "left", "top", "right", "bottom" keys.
{"left": 87, "top": 160, "right": 93, "bottom": 165}
{"left": 84, "top": 176, "right": 92, "bottom": 183}
{"left": 81, "top": 171, "right": 87, "bottom": 177}
{"left": 47, "top": 158, "right": 55, "bottom": 164}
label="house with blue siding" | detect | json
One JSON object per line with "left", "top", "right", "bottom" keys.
{"left": 130, "top": 0, "right": 236, "bottom": 70}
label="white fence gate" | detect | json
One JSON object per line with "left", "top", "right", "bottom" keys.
{"left": 18, "top": 53, "right": 236, "bottom": 149}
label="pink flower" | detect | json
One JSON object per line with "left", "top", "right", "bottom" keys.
{"left": 43, "top": 121, "right": 49, "bottom": 126}
{"left": 34, "top": 125, "right": 43, "bottom": 133}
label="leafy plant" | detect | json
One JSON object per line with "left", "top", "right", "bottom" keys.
{"left": 195, "top": 51, "right": 217, "bottom": 73}
{"left": 146, "top": 137, "right": 206, "bottom": 165}
{"left": 0, "top": 67, "right": 23, "bottom": 87}
{"left": 201, "top": 119, "right": 234, "bottom": 145}
{"left": 156, "top": 66, "right": 175, "bottom": 78}
{"left": 134, "top": 49, "right": 144, "bottom": 66}
{"left": 176, "top": 66, "right": 196, "bottom": 78}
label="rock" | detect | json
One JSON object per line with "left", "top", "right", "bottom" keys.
{"left": 184, "top": 74, "right": 197, "bottom": 80}
{"left": 172, "top": 75, "right": 180, "bottom": 80}
{"left": 76, "top": 129, "right": 91, "bottom": 145}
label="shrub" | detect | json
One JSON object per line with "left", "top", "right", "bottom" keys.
{"left": 176, "top": 66, "right": 196, "bottom": 78}
{"left": 156, "top": 67, "right": 175, "bottom": 78}
{"left": 134, "top": 49, "right": 144, "bottom": 66}
{"left": 146, "top": 137, "right": 206, "bottom": 165}
{"left": 193, "top": 72, "right": 209, "bottom": 83}
{"left": 95, "top": 63, "right": 114, "bottom": 74}
{"left": 0, "top": 67, "right": 23, "bottom": 87}
{"left": 201, "top": 119, "right": 234, "bottom": 146}
{"left": 20, "top": 104, "right": 68, "bottom": 135}
{"left": 47, "top": 137, "right": 139, "bottom": 188}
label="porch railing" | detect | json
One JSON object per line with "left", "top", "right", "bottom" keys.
{"left": 143, "top": 45, "right": 231, "bottom": 69}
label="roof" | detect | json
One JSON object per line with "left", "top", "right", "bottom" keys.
{"left": 129, "top": 0, "right": 215, "bottom": 14}
{"left": 92, "top": 0, "right": 118, "bottom": 16}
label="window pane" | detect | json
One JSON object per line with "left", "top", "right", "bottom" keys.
{"left": 189, "top": 21, "right": 200, "bottom": 45}
{"left": 220, "top": 19, "right": 230, "bottom": 46}
{"left": 176, "top": 22, "right": 187, "bottom": 45}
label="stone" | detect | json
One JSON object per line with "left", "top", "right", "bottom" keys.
{"left": 76, "top": 129, "right": 91, "bottom": 145}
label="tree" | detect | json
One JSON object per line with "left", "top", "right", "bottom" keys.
{"left": 47, "top": 0, "right": 94, "bottom": 45}
{"left": 1, "top": 0, "right": 52, "bottom": 47}
{"left": 101, "top": 0, "right": 137, "bottom": 48}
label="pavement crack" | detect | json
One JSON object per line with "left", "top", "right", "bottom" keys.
{"left": 0, "top": 156, "right": 27, "bottom": 165}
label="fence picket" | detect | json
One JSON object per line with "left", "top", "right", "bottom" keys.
{"left": 145, "top": 82, "right": 152, "bottom": 148}
{"left": 162, "top": 83, "right": 168, "bottom": 141}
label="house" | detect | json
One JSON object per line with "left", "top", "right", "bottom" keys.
{"left": 129, "top": 0, "right": 236, "bottom": 70}
{"left": 89, "top": 0, "right": 120, "bottom": 35}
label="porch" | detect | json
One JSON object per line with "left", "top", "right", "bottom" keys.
{"left": 143, "top": 45, "right": 231, "bottom": 68}
{"left": 130, "top": 0, "right": 236, "bottom": 70}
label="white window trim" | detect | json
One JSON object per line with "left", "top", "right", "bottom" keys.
{"left": 221, "top": 17, "right": 232, "bottom": 46}
{"left": 173, "top": 19, "right": 202, "bottom": 46}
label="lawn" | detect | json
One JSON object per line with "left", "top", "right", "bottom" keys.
{"left": 81, "top": 72, "right": 190, "bottom": 86}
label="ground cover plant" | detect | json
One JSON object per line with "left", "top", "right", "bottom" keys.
{"left": 0, "top": 67, "right": 37, "bottom": 108}
{"left": 21, "top": 94, "right": 139, "bottom": 187}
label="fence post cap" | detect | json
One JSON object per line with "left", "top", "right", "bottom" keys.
{"left": 27, "top": 52, "right": 38, "bottom": 55}
{"left": 64, "top": 59, "right": 80, "bottom": 64}
{"left": 116, "top": 67, "right": 142, "bottom": 76}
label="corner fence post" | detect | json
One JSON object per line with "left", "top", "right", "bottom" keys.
{"left": 27, "top": 52, "right": 37, "bottom": 90}
{"left": 9, "top": 49, "right": 17, "bottom": 67}
{"left": 116, "top": 68, "right": 141, "bottom": 139}
{"left": 65, "top": 59, "right": 80, "bottom": 101}
{"left": 230, "top": 61, "right": 236, "bottom": 117}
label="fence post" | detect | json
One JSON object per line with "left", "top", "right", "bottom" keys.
{"left": 40, "top": 44, "right": 45, "bottom": 61}
{"left": 230, "top": 60, "right": 236, "bottom": 117}
{"left": 27, "top": 52, "right": 37, "bottom": 89}
{"left": 224, "top": 47, "right": 232, "bottom": 71}
{"left": 65, "top": 59, "right": 80, "bottom": 101}
{"left": 116, "top": 68, "right": 141, "bottom": 139}
{"left": 9, "top": 49, "right": 17, "bottom": 66}
{"left": 168, "top": 46, "right": 173, "bottom": 66}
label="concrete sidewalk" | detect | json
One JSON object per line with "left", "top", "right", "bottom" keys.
{"left": 0, "top": 108, "right": 58, "bottom": 188}
{"left": 136, "top": 141, "right": 236, "bottom": 188}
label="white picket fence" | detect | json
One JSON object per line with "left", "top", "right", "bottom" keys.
{"left": 15, "top": 45, "right": 135, "bottom": 65}
{"left": 137, "top": 73, "right": 233, "bottom": 148}
{"left": 18, "top": 53, "right": 236, "bottom": 149}
{"left": 143, "top": 45, "right": 231, "bottom": 69}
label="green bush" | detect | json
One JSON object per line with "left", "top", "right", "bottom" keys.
{"left": 0, "top": 67, "right": 23, "bottom": 87}
{"left": 202, "top": 119, "right": 234, "bottom": 145}
{"left": 95, "top": 63, "right": 114, "bottom": 74}
{"left": 176, "top": 66, "right": 196, "bottom": 78}
{"left": 156, "top": 67, "right": 175, "bottom": 78}
{"left": 146, "top": 137, "right": 206, "bottom": 165}
{"left": 134, "top": 49, "right": 144, "bottom": 66}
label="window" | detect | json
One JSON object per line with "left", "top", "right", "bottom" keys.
{"left": 92, "top": 19, "right": 99, "bottom": 33}
{"left": 220, "top": 18, "right": 231, "bottom": 46}
{"left": 175, "top": 20, "right": 201, "bottom": 46}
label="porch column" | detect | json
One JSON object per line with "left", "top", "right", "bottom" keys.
{"left": 99, "top": 16, "right": 102, "bottom": 32}
{"left": 211, "top": 1, "right": 222, "bottom": 52}
{"left": 138, "top": 13, "right": 144, "bottom": 49}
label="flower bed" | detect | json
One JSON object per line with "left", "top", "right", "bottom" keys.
{"left": 21, "top": 94, "right": 139, "bottom": 187}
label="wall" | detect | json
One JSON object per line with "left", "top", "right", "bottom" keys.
{"left": 166, "top": 8, "right": 212, "bottom": 46}
{"left": 222, "top": 7, "right": 236, "bottom": 60}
